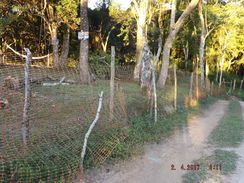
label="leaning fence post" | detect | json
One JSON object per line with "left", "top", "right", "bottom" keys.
{"left": 80, "top": 91, "right": 104, "bottom": 171}
{"left": 174, "top": 64, "right": 177, "bottom": 110}
{"left": 22, "top": 48, "right": 32, "bottom": 146}
{"left": 109, "top": 46, "right": 115, "bottom": 121}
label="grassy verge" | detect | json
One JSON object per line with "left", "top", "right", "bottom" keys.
{"left": 183, "top": 100, "right": 243, "bottom": 182}
{"left": 182, "top": 150, "right": 239, "bottom": 183}
{"left": 209, "top": 100, "right": 244, "bottom": 147}
{"left": 233, "top": 90, "right": 244, "bottom": 101}
{"left": 105, "top": 97, "right": 217, "bottom": 164}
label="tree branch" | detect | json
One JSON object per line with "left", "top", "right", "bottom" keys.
{"left": 6, "top": 44, "right": 52, "bottom": 60}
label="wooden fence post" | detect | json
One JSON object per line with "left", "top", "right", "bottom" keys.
{"left": 189, "top": 72, "right": 193, "bottom": 101}
{"left": 174, "top": 64, "right": 177, "bottom": 110}
{"left": 47, "top": 50, "right": 50, "bottom": 67}
{"left": 109, "top": 46, "right": 115, "bottom": 121}
{"left": 22, "top": 48, "right": 32, "bottom": 146}
{"left": 233, "top": 79, "right": 236, "bottom": 91}
{"left": 210, "top": 81, "right": 214, "bottom": 96}
{"left": 195, "top": 61, "right": 199, "bottom": 100}
{"left": 240, "top": 79, "right": 243, "bottom": 90}
{"left": 80, "top": 91, "right": 104, "bottom": 171}
{"left": 228, "top": 80, "right": 232, "bottom": 95}
{"left": 152, "top": 65, "right": 157, "bottom": 123}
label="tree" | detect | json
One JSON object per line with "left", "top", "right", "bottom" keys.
{"left": 206, "top": 1, "right": 244, "bottom": 81}
{"left": 132, "top": 0, "right": 150, "bottom": 81}
{"left": 198, "top": 0, "right": 215, "bottom": 87}
{"left": 88, "top": 0, "right": 114, "bottom": 53}
{"left": 157, "top": 0, "right": 200, "bottom": 88}
{"left": 198, "top": 0, "right": 206, "bottom": 87}
{"left": 37, "top": 0, "right": 79, "bottom": 68}
{"left": 79, "top": 0, "right": 91, "bottom": 84}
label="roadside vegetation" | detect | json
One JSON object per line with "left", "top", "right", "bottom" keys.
{"left": 183, "top": 149, "right": 239, "bottom": 183}
{"left": 209, "top": 100, "right": 243, "bottom": 147}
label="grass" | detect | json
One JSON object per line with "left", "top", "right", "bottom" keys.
{"left": 106, "top": 97, "right": 217, "bottom": 163}
{"left": 208, "top": 100, "right": 244, "bottom": 147}
{"left": 233, "top": 90, "right": 244, "bottom": 101}
{"left": 182, "top": 150, "right": 239, "bottom": 183}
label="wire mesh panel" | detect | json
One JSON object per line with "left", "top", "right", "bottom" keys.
{"left": 0, "top": 55, "right": 227, "bottom": 182}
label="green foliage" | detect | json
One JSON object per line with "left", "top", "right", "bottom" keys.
{"left": 67, "top": 57, "right": 78, "bottom": 68}
{"left": 206, "top": 3, "right": 244, "bottom": 74}
{"left": 108, "top": 97, "right": 216, "bottom": 162}
{"left": 56, "top": 0, "right": 79, "bottom": 29}
{"left": 89, "top": 51, "right": 120, "bottom": 65}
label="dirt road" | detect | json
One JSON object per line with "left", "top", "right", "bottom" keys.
{"left": 89, "top": 100, "right": 230, "bottom": 183}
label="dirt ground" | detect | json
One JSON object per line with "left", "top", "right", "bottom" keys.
{"left": 88, "top": 100, "right": 244, "bottom": 183}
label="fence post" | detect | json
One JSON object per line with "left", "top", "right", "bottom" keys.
{"left": 109, "top": 46, "right": 115, "bottom": 121}
{"left": 174, "top": 64, "right": 177, "bottom": 110}
{"left": 195, "top": 61, "right": 199, "bottom": 100}
{"left": 210, "top": 81, "right": 214, "bottom": 96}
{"left": 233, "top": 79, "right": 236, "bottom": 91}
{"left": 47, "top": 50, "right": 50, "bottom": 67}
{"left": 228, "top": 80, "right": 232, "bottom": 95}
{"left": 240, "top": 79, "right": 243, "bottom": 90}
{"left": 22, "top": 48, "right": 32, "bottom": 146}
{"left": 189, "top": 72, "right": 193, "bottom": 101}
{"left": 80, "top": 91, "right": 104, "bottom": 171}
{"left": 0, "top": 50, "right": 3, "bottom": 64}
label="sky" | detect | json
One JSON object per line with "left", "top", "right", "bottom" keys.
{"left": 88, "top": 0, "right": 132, "bottom": 10}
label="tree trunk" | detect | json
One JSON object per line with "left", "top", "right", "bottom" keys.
{"left": 157, "top": 0, "right": 177, "bottom": 88}
{"left": 198, "top": 0, "right": 206, "bottom": 87}
{"left": 50, "top": 25, "right": 59, "bottom": 68}
{"left": 157, "top": 0, "right": 200, "bottom": 88}
{"left": 79, "top": 0, "right": 91, "bottom": 84}
{"left": 157, "top": 35, "right": 174, "bottom": 88}
{"left": 100, "top": 30, "right": 112, "bottom": 53}
{"left": 219, "top": 31, "right": 229, "bottom": 87}
{"left": 59, "top": 27, "right": 70, "bottom": 67}
{"left": 140, "top": 44, "right": 152, "bottom": 96}
{"left": 215, "top": 62, "right": 219, "bottom": 82}
{"left": 174, "top": 64, "right": 177, "bottom": 110}
{"left": 219, "top": 51, "right": 226, "bottom": 87}
{"left": 133, "top": 0, "right": 149, "bottom": 81}
{"left": 183, "top": 42, "right": 189, "bottom": 71}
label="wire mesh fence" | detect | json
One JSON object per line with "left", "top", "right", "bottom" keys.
{"left": 0, "top": 52, "right": 228, "bottom": 182}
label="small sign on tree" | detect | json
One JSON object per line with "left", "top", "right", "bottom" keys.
{"left": 78, "top": 31, "right": 89, "bottom": 40}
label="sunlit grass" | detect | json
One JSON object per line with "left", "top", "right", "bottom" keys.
{"left": 208, "top": 100, "right": 243, "bottom": 147}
